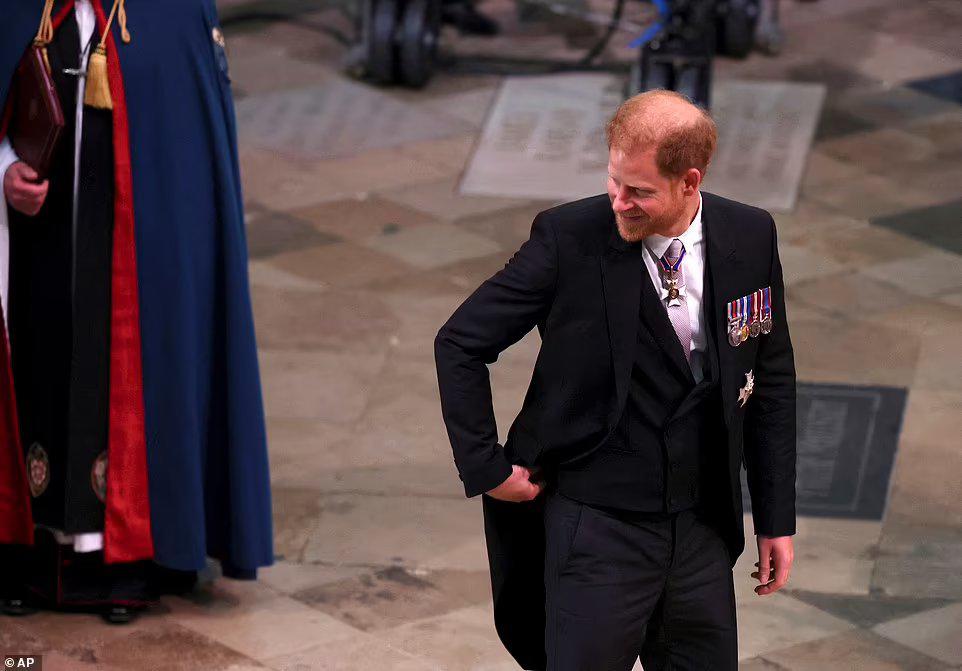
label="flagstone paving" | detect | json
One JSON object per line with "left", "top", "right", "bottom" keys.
{"left": 2, "top": 0, "right": 960, "bottom": 668}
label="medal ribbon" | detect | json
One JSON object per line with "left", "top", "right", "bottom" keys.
{"left": 657, "top": 246, "right": 686, "bottom": 276}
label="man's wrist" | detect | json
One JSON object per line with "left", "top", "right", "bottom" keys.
{"left": 461, "top": 452, "right": 513, "bottom": 498}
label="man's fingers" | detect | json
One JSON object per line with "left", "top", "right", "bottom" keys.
{"left": 757, "top": 556, "right": 771, "bottom": 583}
{"left": 17, "top": 164, "right": 39, "bottom": 182}
{"left": 13, "top": 178, "right": 48, "bottom": 198}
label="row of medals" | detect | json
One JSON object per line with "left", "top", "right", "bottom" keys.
{"left": 728, "top": 311, "right": 772, "bottom": 347}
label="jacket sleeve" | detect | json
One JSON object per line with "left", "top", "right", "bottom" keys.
{"left": 434, "top": 212, "right": 558, "bottom": 497}
{"left": 743, "top": 215, "right": 797, "bottom": 537}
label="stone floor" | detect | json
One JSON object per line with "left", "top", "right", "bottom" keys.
{"left": 3, "top": 0, "right": 962, "bottom": 668}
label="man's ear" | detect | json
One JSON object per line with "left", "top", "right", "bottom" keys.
{"left": 682, "top": 168, "right": 703, "bottom": 195}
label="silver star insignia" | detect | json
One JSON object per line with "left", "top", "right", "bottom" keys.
{"left": 738, "top": 369, "right": 754, "bottom": 408}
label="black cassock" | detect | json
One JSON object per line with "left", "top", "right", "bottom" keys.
{"left": 8, "top": 12, "right": 113, "bottom": 536}
{"left": 2, "top": 12, "right": 160, "bottom": 609}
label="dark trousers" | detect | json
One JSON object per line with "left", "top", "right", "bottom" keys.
{"left": 544, "top": 493, "right": 737, "bottom": 671}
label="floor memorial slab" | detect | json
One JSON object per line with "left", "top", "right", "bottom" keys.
{"left": 460, "top": 75, "right": 825, "bottom": 212}
{"left": 235, "top": 78, "right": 472, "bottom": 160}
{"left": 742, "top": 382, "right": 906, "bottom": 520}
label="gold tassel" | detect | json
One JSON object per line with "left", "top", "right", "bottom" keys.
{"left": 84, "top": 0, "right": 132, "bottom": 111}
{"left": 84, "top": 45, "right": 113, "bottom": 109}
{"left": 33, "top": 0, "right": 56, "bottom": 74}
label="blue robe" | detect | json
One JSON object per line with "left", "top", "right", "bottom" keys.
{"left": 1, "top": 0, "right": 273, "bottom": 577}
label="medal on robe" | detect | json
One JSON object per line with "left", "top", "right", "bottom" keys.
{"left": 657, "top": 246, "right": 686, "bottom": 302}
{"left": 738, "top": 296, "right": 750, "bottom": 342}
{"left": 727, "top": 297, "right": 743, "bottom": 347}
{"left": 738, "top": 369, "right": 755, "bottom": 407}
{"left": 749, "top": 290, "right": 761, "bottom": 338}
{"left": 760, "top": 286, "right": 774, "bottom": 334}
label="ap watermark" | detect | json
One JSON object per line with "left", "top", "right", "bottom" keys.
{"left": 3, "top": 657, "right": 41, "bottom": 669}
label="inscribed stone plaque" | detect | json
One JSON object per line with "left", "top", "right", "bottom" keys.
{"left": 459, "top": 74, "right": 623, "bottom": 201}
{"left": 703, "top": 80, "right": 826, "bottom": 212}
{"left": 235, "top": 78, "right": 471, "bottom": 160}
{"left": 461, "top": 75, "right": 825, "bottom": 212}
{"left": 741, "top": 383, "right": 906, "bottom": 521}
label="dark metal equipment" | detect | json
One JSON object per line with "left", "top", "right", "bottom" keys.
{"left": 349, "top": 0, "right": 442, "bottom": 87}
{"left": 351, "top": 0, "right": 773, "bottom": 99}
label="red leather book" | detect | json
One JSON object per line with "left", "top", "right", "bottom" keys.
{"left": 10, "top": 45, "right": 65, "bottom": 180}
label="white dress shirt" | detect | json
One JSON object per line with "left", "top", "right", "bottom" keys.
{"left": 641, "top": 193, "right": 708, "bottom": 383}
{"left": 0, "top": 0, "right": 102, "bottom": 554}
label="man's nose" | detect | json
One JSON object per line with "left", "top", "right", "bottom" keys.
{"left": 612, "top": 188, "right": 633, "bottom": 212}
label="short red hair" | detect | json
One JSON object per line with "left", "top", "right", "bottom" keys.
{"left": 605, "top": 90, "right": 717, "bottom": 178}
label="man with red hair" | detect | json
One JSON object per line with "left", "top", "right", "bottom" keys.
{"left": 436, "top": 90, "right": 797, "bottom": 669}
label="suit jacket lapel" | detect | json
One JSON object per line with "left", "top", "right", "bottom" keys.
{"left": 703, "top": 194, "right": 740, "bottom": 423}
{"left": 600, "top": 213, "right": 695, "bottom": 420}
{"left": 600, "top": 218, "right": 644, "bottom": 421}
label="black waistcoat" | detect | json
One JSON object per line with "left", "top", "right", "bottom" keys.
{"left": 7, "top": 10, "right": 115, "bottom": 534}
{"left": 557, "top": 257, "right": 728, "bottom": 515}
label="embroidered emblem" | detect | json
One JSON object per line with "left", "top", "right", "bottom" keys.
{"left": 27, "top": 443, "right": 50, "bottom": 498}
{"left": 738, "top": 369, "right": 755, "bottom": 408}
{"left": 91, "top": 452, "right": 108, "bottom": 503}
{"left": 212, "top": 26, "right": 226, "bottom": 48}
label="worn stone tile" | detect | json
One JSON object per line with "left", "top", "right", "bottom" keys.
{"left": 94, "top": 623, "right": 267, "bottom": 671}
{"left": 361, "top": 223, "right": 502, "bottom": 270}
{"left": 873, "top": 523, "right": 962, "bottom": 599}
{"left": 806, "top": 171, "right": 937, "bottom": 229}
{"left": 873, "top": 602, "right": 962, "bottom": 664}
{"left": 292, "top": 566, "right": 490, "bottom": 631}
{"left": 819, "top": 127, "right": 940, "bottom": 174}
{"left": 871, "top": 199, "right": 962, "bottom": 256}
{"left": 899, "top": 112, "right": 962, "bottom": 157}
{"left": 168, "top": 589, "right": 361, "bottom": 663}
{"left": 886, "top": 437, "right": 962, "bottom": 528}
{"left": 789, "top": 317, "right": 920, "bottom": 387}
{"left": 251, "top": 285, "right": 398, "bottom": 353}
{"left": 259, "top": 348, "right": 387, "bottom": 423}
{"left": 763, "top": 628, "right": 951, "bottom": 670}
{"left": 832, "top": 86, "right": 961, "bottom": 127}
{"left": 245, "top": 208, "right": 341, "bottom": 259}
{"left": 396, "top": 134, "right": 479, "bottom": 175}
{"left": 909, "top": 71, "right": 962, "bottom": 106}
{"left": 862, "top": 249, "right": 962, "bottom": 298}
{"left": 259, "top": 560, "right": 369, "bottom": 597}
{"left": 266, "top": 632, "right": 432, "bottom": 671}
{"left": 248, "top": 259, "right": 330, "bottom": 292}
{"left": 789, "top": 272, "right": 917, "bottom": 318}
{"left": 784, "top": 590, "right": 954, "bottom": 629}
{"left": 738, "top": 659, "right": 787, "bottom": 670}
{"left": 239, "top": 148, "right": 358, "bottom": 212}
{"left": 774, "top": 245, "right": 846, "bottom": 286}
{"left": 290, "top": 195, "right": 437, "bottom": 242}
{"left": 268, "top": 241, "right": 414, "bottom": 289}
{"left": 299, "top": 493, "right": 483, "bottom": 569}
{"left": 382, "top": 176, "right": 532, "bottom": 221}
{"left": 736, "top": 591, "right": 855, "bottom": 660}
{"left": 328, "top": 146, "right": 455, "bottom": 197}
{"left": 378, "top": 603, "right": 519, "bottom": 670}
{"left": 803, "top": 224, "right": 934, "bottom": 269}
{"left": 455, "top": 202, "right": 552, "bottom": 250}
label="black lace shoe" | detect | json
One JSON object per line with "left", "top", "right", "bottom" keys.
{"left": 101, "top": 605, "right": 138, "bottom": 625}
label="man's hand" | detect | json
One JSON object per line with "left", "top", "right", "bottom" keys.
{"left": 752, "top": 535, "right": 794, "bottom": 596}
{"left": 3, "top": 162, "right": 49, "bottom": 216}
{"left": 485, "top": 465, "right": 544, "bottom": 503}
